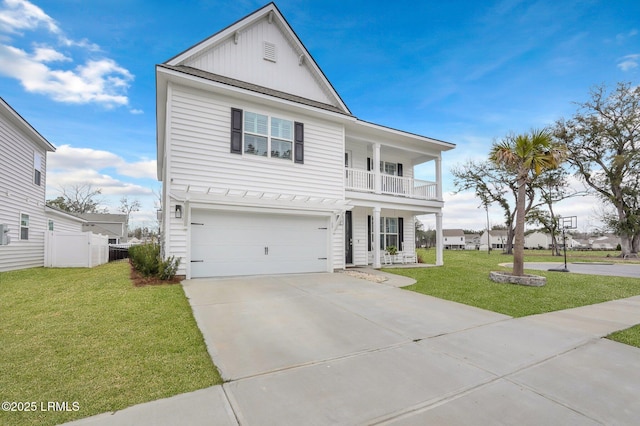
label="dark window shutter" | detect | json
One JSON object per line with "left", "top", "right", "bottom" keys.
{"left": 397, "top": 163, "right": 403, "bottom": 177}
{"left": 294, "top": 122, "right": 304, "bottom": 164}
{"left": 367, "top": 157, "right": 372, "bottom": 171}
{"left": 398, "top": 217, "right": 404, "bottom": 251}
{"left": 367, "top": 215, "right": 372, "bottom": 251}
{"left": 230, "top": 108, "right": 243, "bottom": 154}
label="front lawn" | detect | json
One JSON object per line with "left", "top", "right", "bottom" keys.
{"left": 0, "top": 262, "right": 221, "bottom": 426}
{"left": 389, "top": 249, "right": 640, "bottom": 318}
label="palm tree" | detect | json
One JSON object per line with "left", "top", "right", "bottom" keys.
{"left": 490, "top": 129, "right": 565, "bottom": 276}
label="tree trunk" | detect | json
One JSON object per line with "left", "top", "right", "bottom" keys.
{"left": 505, "top": 227, "right": 514, "bottom": 254}
{"left": 550, "top": 233, "right": 560, "bottom": 256}
{"left": 513, "top": 176, "right": 527, "bottom": 276}
{"left": 620, "top": 235, "right": 632, "bottom": 258}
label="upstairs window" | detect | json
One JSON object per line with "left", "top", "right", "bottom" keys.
{"left": 244, "top": 112, "right": 268, "bottom": 157}
{"left": 34, "top": 152, "right": 42, "bottom": 186}
{"left": 231, "top": 108, "right": 303, "bottom": 163}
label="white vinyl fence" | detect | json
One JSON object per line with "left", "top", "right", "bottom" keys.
{"left": 45, "top": 231, "right": 109, "bottom": 268}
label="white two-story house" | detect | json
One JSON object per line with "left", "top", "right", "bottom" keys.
{"left": 156, "top": 3, "right": 455, "bottom": 278}
{"left": 0, "top": 97, "right": 56, "bottom": 271}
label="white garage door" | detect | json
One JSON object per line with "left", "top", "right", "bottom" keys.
{"left": 190, "top": 209, "right": 329, "bottom": 278}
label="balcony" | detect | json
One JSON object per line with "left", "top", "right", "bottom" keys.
{"left": 345, "top": 168, "right": 438, "bottom": 201}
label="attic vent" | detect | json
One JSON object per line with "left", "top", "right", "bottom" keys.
{"left": 263, "top": 41, "right": 276, "bottom": 62}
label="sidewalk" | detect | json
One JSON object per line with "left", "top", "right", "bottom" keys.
{"left": 65, "top": 275, "right": 640, "bottom": 426}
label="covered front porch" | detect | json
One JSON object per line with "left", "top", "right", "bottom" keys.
{"left": 345, "top": 205, "right": 444, "bottom": 270}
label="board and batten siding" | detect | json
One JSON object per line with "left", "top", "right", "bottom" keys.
{"left": 0, "top": 114, "right": 48, "bottom": 272}
{"left": 183, "top": 17, "right": 334, "bottom": 106}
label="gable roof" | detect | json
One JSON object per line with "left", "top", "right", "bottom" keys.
{"left": 0, "top": 97, "right": 55, "bottom": 153}
{"left": 158, "top": 64, "right": 348, "bottom": 116}
{"left": 45, "top": 206, "right": 87, "bottom": 223}
{"left": 77, "top": 213, "right": 127, "bottom": 223}
{"left": 164, "top": 2, "right": 350, "bottom": 115}
{"left": 443, "top": 229, "right": 465, "bottom": 237}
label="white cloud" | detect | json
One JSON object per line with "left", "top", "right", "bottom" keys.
{"left": 0, "top": 0, "right": 133, "bottom": 107}
{"left": 0, "top": 0, "right": 59, "bottom": 34}
{"left": 617, "top": 54, "right": 640, "bottom": 71}
{"left": 48, "top": 144, "right": 157, "bottom": 180}
{"left": 45, "top": 145, "right": 160, "bottom": 220}
{"left": 48, "top": 169, "right": 153, "bottom": 197}
{"left": 32, "top": 45, "right": 69, "bottom": 62}
{"left": 129, "top": 108, "right": 144, "bottom": 115}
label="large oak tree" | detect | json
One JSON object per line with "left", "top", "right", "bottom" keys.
{"left": 554, "top": 82, "right": 640, "bottom": 257}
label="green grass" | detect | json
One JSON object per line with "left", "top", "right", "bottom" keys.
{"left": 388, "top": 249, "right": 640, "bottom": 318}
{"left": 608, "top": 325, "right": 640, "bottom": 347}
{"left": 0, "top": 262, "right": 221, "bottom": 426}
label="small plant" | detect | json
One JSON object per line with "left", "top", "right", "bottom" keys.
{"left": 158, "top": 255, "right": 181, "bottom": 280}
{"left": 129, "top": 243, "right": 180, "bottom": 281}
{"left": 386, "top": 245, "right": 398, "bottom": 256}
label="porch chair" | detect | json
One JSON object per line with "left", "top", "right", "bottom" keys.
{"left": 403, "top": 251, "right": 418, "bottom": 264}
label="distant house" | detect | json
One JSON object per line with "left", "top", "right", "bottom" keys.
{"left": 443, "top": 229, "right": 465, "bottom": 250}
{"left": 0, "top": 97, "right": 56, "bottom": 272}
{"left": 479, "top": 230, "right": 509, "bottom": 251}
{"left": 77, "top": 213, "right": 128, "bottom": 244}
{"left": 464, "top": 233, "right": 481, "bottom": 250}
{"left": 524, "top": 231, "right": 549, "bottom": 249}
{"left": 590, "top": 235, "right": 620, "bottom": 250}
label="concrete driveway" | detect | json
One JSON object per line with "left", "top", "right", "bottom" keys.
{"left": 184, "top": 272, "right": 640, "bottom": 425}
{"left": 69, "top": 272, "right": 640, "bottom": 425}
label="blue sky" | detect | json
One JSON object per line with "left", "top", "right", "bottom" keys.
{"left": 1, "top": 0, "right": 638, "bottom": 231}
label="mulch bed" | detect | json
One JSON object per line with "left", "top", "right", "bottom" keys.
{"left": 129, "top": 262, "right": 184, "bottom": 287}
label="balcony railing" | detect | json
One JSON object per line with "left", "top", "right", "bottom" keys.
{"left": 345, "top": 168, "right": 438, "bottom": 200}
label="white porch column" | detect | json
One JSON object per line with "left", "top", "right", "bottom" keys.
{"left": 373, "top": 206, "right": 381, "bottom": 268}
{"left": 436, "top": 212, "right": 444, "bottom": 266}
{"left": 436, "top": 156, "right": 443, "bottom": 201}
{"left": 373, "top": 142, "right": 381, "bottom": 194}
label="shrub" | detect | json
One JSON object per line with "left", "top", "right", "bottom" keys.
{"left": 129, "top": 244, "right": 160, "bottom": 277}
{"left": 129, "top": 243, "right": 180, "bottom": 280}
{"left": 158, "top": 255, "right": 181, "bottom": 280}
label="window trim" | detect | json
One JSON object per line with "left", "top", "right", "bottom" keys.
{"left": 232, "top": 108, "right": 302, "bottom": 162}
{"left": 33, "top": 151, "right": 42, "bottom": 186}
{"left": 20, "top": 213, "right": 29, "bottom": 240}
{"left": 242, "top": 111, "right": 294, "bottom": 161}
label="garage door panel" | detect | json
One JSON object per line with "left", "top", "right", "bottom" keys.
{"left": 190, "top": 210, "right": 328, "bottom": 278}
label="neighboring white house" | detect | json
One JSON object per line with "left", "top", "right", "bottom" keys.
{"left": 464, "top": 233, "right": 481, "bottom": 250}
{"left": 479, "top": 230, "right": 509, "bottom": 251}
{"left": 443, "top": 229, "right": 465, "bottom": 250}
{"left": 77, "top": 213, "right": 128, "bottom": 244}
{"left": 0, "top": 97, "right": 56, "bottom": 272}
{"left": 156, "top": 3, "right": 455, "bottom": 278}
{"left": 45, "top": 206, "right": 86, "bottom": 233}
{"left": 590, "top": 235, "right": 620, "bottom": 250}
{"left": 524, "top": 231, "right": 549, "bottom": 249}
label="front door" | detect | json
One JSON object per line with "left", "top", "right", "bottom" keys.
{"left": 345, "top": 211, "right": 353, "bottom": 264}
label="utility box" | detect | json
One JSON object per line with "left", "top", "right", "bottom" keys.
{"left": 0, "top": 224, "right": 10, "bottom": 245}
